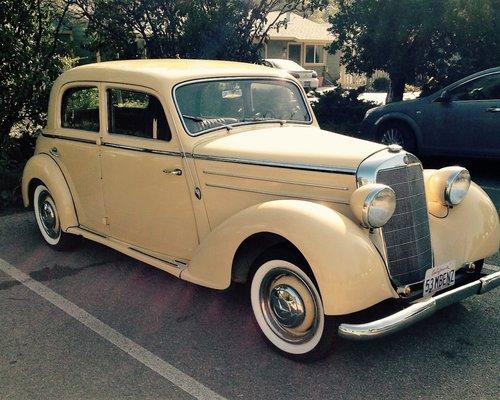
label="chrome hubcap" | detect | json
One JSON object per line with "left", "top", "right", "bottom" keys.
{"left": 259, "top": 268, "right": 319, "bottom": 343}
{"left": 269, "top": 285, "right": 305, "bottom": 328}
{"left": 38, "top": 191, "right": 60, "bottom": 239}
{"left": 381, "top": 128, "right": 404, "bottom": 146}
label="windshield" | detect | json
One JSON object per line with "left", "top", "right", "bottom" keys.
{"left": 174, "top": 78, "right": 311, "bottom": 135}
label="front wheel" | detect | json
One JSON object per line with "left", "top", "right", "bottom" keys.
{"left": 377, "top": 121, "right": 417, "bottom": 154}
{"left": 33, "top": 184, "right": 80, "bottom": 251}
{"left": 250, "top": 256, "right": 337, "bottom": 361}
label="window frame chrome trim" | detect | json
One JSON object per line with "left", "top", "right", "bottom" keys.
{"left": 172, "top": 76, "right": 314, "bottom": 137}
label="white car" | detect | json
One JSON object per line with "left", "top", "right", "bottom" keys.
{"left": 264, "top": 59, "right": 319, "bottom": 91}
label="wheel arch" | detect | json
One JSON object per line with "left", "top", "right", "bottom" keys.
{"left": 22, "top": 153, "right": 78, "bottom": 230}
{"left": 231, "top": 232, "right": 309, "bottom": 284}
{"left": 374, "top": 113, "right": 422, "bottom": 148}
{"left": 181, "top": 199, "right": 396, "bottom": 315}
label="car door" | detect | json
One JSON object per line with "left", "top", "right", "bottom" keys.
{"left": 54, "top": 84, "right": 108, "bottom": 234}
{"left": 100, "top": 84, "right": 199, "bottom": 260}
{"left": 424, "top": 72, "right": 500, "bottom": 156}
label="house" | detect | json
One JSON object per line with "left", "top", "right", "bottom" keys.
{"left": 263, "top": 12, "right": 388, "bottom": 89}
{"left": 263, "top": 11, "right": 340, "bottom": 86}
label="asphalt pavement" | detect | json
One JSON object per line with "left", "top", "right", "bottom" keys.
{"left": 1, "top": 159, "right": 499, "bottom": 400}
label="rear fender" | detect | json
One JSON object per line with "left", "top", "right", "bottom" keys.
{"left": 22, "top": 154, "right": 78, "bottom": 231}
{"left": 182, "top": 200, "right": 396, "bottom": 315}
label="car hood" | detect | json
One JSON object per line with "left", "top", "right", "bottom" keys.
{"left": 192, "top": 125, "right": 386, "bottom": 172}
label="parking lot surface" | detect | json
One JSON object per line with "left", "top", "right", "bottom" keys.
{"left": 1, "top": 159, "right": 499, "bottom": 400}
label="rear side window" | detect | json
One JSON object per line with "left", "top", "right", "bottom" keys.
{"left": 107, "top": 88, "right": 171, "bottom": 141}
{"left": 61, "top": 87, "right": 100, "bottom": 132}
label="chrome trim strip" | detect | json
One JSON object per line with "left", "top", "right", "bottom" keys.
{"left": 205, "top": 182, "right": 350, "bottom": 205}
{"left": 101, "top": 142, "right": 182, "bottom": 157}
{"left": 129, "top": 247, "right": 183, "bottom": 268}
{"left": 195, "top": 154, "right": 356, "bottom": 175}
{"left": 171, "top": 76, "right": 313, "bottom": 137}
{"left": 203, "top": 169, "right": 350, "bottom": 190}
{"left": 338, "top": 271, "right": 500, "bottom": 340}
{"left": 42, "top": 133, "right": 96, "bottom": 145}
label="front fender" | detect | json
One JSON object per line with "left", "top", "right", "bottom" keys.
{"left": 182, "top": 200, "right": 396, "bottom": 315}
{"left": 424, "top": 171, "right": 500, "bottom": 267}
{"left": 22, "top": 154, "right": 78, "bottom": 231}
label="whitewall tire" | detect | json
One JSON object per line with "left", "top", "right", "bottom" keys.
{"left": 250, "top": 255, "right": 337, "bottom": 361}
{"left": 33, "top": 184, "right": 79, "bottom": 250}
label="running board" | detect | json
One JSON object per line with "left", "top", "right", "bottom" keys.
{"left": 67, "top": 227, "right": 187, "bottom": 277}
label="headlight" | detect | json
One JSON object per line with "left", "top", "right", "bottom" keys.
{"left": 445, "top": 168, "right": 471, "bottom": 205}
{"left": 428, "top": 166, "right": 471, "bottom": 206}
{"left": 350, "top": 184, "right": 396, "bottom": 228}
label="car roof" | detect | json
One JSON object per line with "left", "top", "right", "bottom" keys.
{"left": 56, "top": 59, "right": 288, "bottom": 88}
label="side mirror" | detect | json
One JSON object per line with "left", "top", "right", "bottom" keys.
{"left": 436, "top": 90, "right": 451, "bottom": 103}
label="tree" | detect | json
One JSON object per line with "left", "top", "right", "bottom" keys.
{"left": 0, "top": 0, "right": 72, "bottom": 147}
{"left": 73, "top": 0, "right": 328, "bottom": 62}
{"left": 328, "top": 0, "right": 499, "bottom": 102}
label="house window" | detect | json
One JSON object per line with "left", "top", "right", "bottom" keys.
{"left": 305, "top": 44, "right": 324, "bottom": 64}
{"left": 288, "top": 44, "right": 302, "bottom": 65}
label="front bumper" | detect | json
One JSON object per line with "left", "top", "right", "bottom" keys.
{"left": 338, "top": 270, "right": 500, "bottom": 340}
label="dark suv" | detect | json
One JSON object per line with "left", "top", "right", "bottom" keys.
{"left": 359, "top": 67, "right": 500, "bottom": 157}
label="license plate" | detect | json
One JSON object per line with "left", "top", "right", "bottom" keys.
{"left": 423, "top": 262, "right": 455, "bottom": 296}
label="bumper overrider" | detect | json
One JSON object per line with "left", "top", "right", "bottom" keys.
{"left": 338, "top": 270, "right": 500, "bottom": 340}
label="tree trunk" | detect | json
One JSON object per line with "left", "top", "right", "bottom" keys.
{"left": 386, "top": 76, "right": 406, "bottom": 103}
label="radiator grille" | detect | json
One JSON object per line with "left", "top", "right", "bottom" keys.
{"left": 377, "top": 164, "right": 432, "bottom": 286}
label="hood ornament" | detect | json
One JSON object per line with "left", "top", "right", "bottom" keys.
{"left": 388, "top": 144, "right": 403, "bottom": 153}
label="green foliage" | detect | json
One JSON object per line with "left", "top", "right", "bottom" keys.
{"left": 0, "top": 0, "right": 72, "bottom": 145}
{"left": 74, "top": 0, "right": 328, "bottom": 62}
{"left": 329, "top": 0, "right": 499, "bottom": 101}
{"left": 312, "top": 87, "right": 376, "bottom": 135}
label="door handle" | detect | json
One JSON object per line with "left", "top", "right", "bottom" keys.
{"left": 162, "top": 168, "right": 182, "bottom": 176}
{"left": 486, "top": 107, "right": 500, "bottom": 112}
{"left": 49, "top": 147, "right": 59, "bottom": 157}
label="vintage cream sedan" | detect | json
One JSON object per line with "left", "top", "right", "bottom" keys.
{"left": 22, "top": 60, "right": 500, "bottom": 361}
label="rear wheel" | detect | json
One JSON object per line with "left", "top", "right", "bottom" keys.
{"left": 377, "top": 121, "right": 417, "bottom": 154}
{"left": 249, "top": 249, "right": 337, "bottom": 361}
{"left": 33, "top": 184, "right": 80, "bottom": 251}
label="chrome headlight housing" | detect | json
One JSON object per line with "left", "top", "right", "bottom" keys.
{"left": 428, "top": 166, "right": 471, "bottom": 206}
{"left": 350, "top": 184, "right": 396, "bottom": 228}
{"left": 444, "top": 168, "right": 471, "bottom": 206}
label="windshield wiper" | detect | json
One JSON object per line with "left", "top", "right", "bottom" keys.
{"left": 182, "top": 114, "right": 233, "bottom": 131}
{"left": 240, "top": 117, "right": 286, "bottom": 126}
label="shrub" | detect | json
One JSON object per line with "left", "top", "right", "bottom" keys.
{"left": 311, "top": 87, "right": 376, "bottom": 135}
{"left": 0, "top": 128, "right": 37, "bottom": 213}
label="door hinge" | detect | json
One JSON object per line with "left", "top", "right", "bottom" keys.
{"left": 102, "top": 217, "right": 109, "bottom": 226}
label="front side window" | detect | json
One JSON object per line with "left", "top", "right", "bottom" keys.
{"left": 175, "top": 78, "right": 311, "bottom": 136}
{"left": 305, "top": 45, "right": 324, "bottom": 64}
{"left": 450, "top": 73, "right": 500, "bottom": 101}
{"left": 107, "top": 88, "right": 171, "bottom": 141}
{"left": 61, "top": 87, "right": 99, "bottom": 132}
